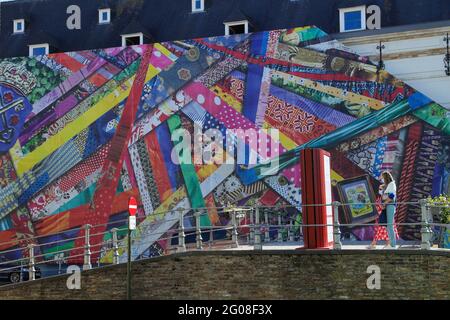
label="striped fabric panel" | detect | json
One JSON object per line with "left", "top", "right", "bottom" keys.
{"left": 33, "top": 139, "right": 83, "bottom": 182}
{"left": 402, "top": 125, "right": 441, "bottom": 240}
{"left": 128, "top": 143, "right": 154, "bottom": 215}
{"left": 181, "top": 101, "right": 208, "bottom": 125}
{"left": 243, "top": 180, "right": 267, "bottom": 198}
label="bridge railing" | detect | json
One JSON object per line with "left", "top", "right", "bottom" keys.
{"left": 0, "top": 201, "right": 448, "bottom": 283}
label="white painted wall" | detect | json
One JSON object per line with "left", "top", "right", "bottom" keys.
{"left": 342, "top": 32, "right": 450, "bottom": 109}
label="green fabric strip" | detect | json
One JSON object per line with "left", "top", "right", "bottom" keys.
{"left": 51, "top": 184, "right": 96, "bottom": 216}
{"left": 42, "top": 241, "right": 74, "bottom": 260}
{"left": 167, "top": 114, "right": 210, "bottom": 226}
{"left": 413, "top": 103, "right": 450, "bottom": 135}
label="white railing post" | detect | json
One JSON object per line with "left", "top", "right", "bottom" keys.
{"left": 288, "top": 217, "right": 295, "bottom": 242}
{"left": 254, "top": 207, "right": 262, "bottom": 250}
{"left": 208, "top": 225, "right": 214, "bottom": 249}
{"left": 111, "top": 228, "right": 119, "bottom": 265}
{"left": 28, "top": 244, "right": 36, "bottom": 281}
{"left": 195, "top": 209, "right": 203, "bottom": 250}
{"left": 249, "top": 207, "right": 255, "bottom": 244}
{"left": 277, "top": 213, "right": 283, "bottom": 242}
{"left": 333, "top": 201, "right": 342, "bottom": 250}
{"left": 178, "top": 208, "right": 186, "bottom": 252}
{"left": 420, "top": 199, "right": 433, "bottom": 250}
{"left": 231, "top": 209, "right": 239, "bottom": 248}
{"left": 264, "top": 209, "right": 270, "bottom": 242}
{"left": 83, "top": 224, "right": 92, "bottom": 270}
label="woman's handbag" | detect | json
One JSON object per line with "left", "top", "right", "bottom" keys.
{"left": 378, "top": 208, "right": 387, "bottom": 225}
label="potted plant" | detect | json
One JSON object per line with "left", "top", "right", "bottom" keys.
{"left": 426, "top": 195, "right": 450, "bottom": 248}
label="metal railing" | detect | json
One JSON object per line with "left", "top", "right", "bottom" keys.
{"left": 0, "top": 200, "right": 448, "bottom": 283}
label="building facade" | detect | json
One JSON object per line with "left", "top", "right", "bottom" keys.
{"left": 0, "top": 0, "right": 449, "bottom": 56}
{"left": 0, "top": 0, "right": 448, "bottom": 273}
{"left": 2, "top": 0, "right": 450, "bottom": 108}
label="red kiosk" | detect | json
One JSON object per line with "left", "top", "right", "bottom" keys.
{"left": 300, "top": 149, "right": 334, "bottom": 249}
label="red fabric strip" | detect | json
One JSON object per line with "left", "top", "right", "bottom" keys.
{"left": 145, "top": 131, "right": 172, "bottom": 203}
{"left": 396, "top": 122, "right": 422, "bottom": 234}
{"left": 69, "top": 45, "right": 153, "bottom": 264}
{"left": 49, "top": 53, "right": 84, "bottom": 72}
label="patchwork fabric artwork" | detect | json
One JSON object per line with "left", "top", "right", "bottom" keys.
{"left": 0, "top": 25, "right": 449, "bottom": 263}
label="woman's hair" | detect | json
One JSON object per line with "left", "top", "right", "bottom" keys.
{"left": 381, "top": 171, "right": 394, "bottom": 185}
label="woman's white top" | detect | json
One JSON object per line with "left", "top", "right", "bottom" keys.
{"left": 383, "top": 181, "right": 397, "bottom": 201}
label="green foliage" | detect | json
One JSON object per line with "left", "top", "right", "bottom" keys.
{"left": 427, "top": 194, "right": 450, "bottom": 224}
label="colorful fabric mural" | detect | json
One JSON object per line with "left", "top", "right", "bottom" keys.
{"left": 0, "top": 26, "right": 449, "bottom": 263}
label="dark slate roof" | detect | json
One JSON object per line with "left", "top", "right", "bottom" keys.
{"left": 223, "top": 6, "right": 248, "bottom": 23}
{"left": 1, "top": 0, "right": 450, "bottom": 58}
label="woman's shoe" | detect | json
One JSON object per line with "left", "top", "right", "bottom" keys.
{"left": 366, "top": 244, "right": 376, "bottom": 249}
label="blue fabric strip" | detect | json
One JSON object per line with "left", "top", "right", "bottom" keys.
{"left": 156, "top": 122, "right": 181, "bottom": 190}
{"left": 431, "top": 163, "right": 444, "bottom": 197}
{"left": 242, "top": 64, "right": 264, "bottom": 122}
{"left": 408, "top": 92, "right": 433, "bottom": 110}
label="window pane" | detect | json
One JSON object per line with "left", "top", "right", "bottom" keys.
{"left": 195, "top": 0, "right": 202, "bottom": 9}
{"left": 32, "top": 47, "right": 47, "bottom": 56}
{"left": 102, "top": 12, "right": 108, "bottom": 21}
{"left": 125, "top": 36, "right": 141, "bottom": 46}
{"left": 344, "top": 11, "right": 362, "bottom": 31}
{"left": 16, "top": 22, "right": 22, "bottom": 31}
{"left": 228, "top": 24, "right": 246, "bottom": 35}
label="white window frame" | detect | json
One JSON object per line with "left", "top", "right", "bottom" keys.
{"left": 339, "top": 6, "right": 366, "bottom": 33}
{"left": 191, "top": 0, "right": 204, "bottom": 13}
{"left": 29, "top": 43, "right": 49, "bottom": 57}
{"left": 224, "top": 20, "right": 249, "bottom": 36}
{"left": 121, "top": 32, "right": 144, "bottom": 47}
{"left": 13, "top": 19, "right": 25, "bottom": 34}
{"left": 98, "top": 8, "right": 111, "bottom": 24}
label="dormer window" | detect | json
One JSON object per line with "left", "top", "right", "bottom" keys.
{"left": 99, "top": 8, "right": 111, "bottom": 24}
{"left": 13, "top": 19, "right": 25, "bottom": 34}
{"left": 192, "top": 0, "right": 204, "bottom": 12}
{"left": 339, "top": 6, "right": 366, "bottom": 33}
{"left": 224, "top": 20, "right": 249, "bottom": 36}
{"left": 29, "top": 43, "right": 49, "bottom": 57}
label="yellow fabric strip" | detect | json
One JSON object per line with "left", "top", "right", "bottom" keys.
{"left": 16, "top": 65, "right": 160, "bottom": 176}
{"left": 8, "top": 140, "right": 23, "bottom": 171}
{"left": 272, "top": 70, "right": 385, "bottom": 110}
{"left": 197, "top": 163, "right": 218, "bottom": 182}
{"left": 154, "top": 43, "right": 176, "bottom": 61}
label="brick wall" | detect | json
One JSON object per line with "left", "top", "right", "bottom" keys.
{"left": 0, "top": 250, "right": 448, "bottom": 300}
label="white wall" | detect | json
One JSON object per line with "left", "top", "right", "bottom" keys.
{"left": 341, "top": 30, "right": 450, "bottom": 109}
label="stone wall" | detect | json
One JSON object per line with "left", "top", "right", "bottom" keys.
{"left": 0, "top": 250, "right": 448, "bottom": 300}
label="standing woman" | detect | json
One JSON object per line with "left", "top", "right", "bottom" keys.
{"left": 367, "top": 186, "right": 390, "bottom": 249}
{"left": 381, "top": 171, "right": 398, "bottom": 248}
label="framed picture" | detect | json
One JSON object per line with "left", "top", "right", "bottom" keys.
{"left": 336, "top": 175, "right": 378, "bottom": 225}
